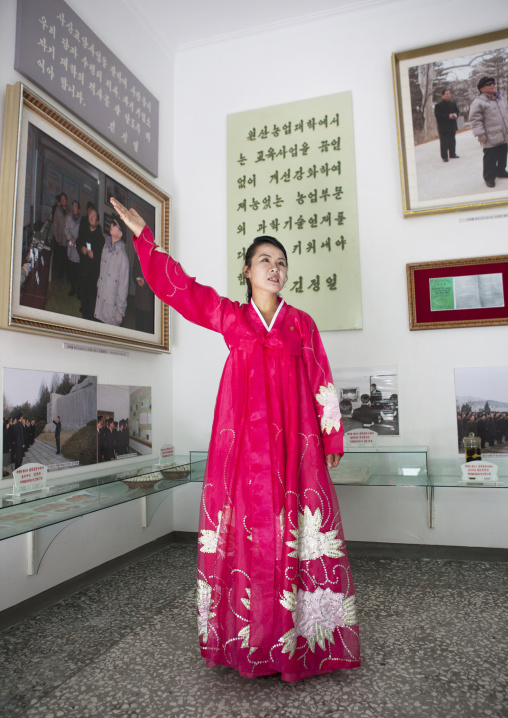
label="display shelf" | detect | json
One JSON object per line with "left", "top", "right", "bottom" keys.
{"left": 0, "top": 456, "right": 194, "bottom": 542}
{"left": 2, "top": 450, "right": 506, "bottom": 545}
{"left": 189, "top": 452, "right": 207, "bottom": 482}
{"left": 331, "top": 447, "right": 429, "bottom": 486}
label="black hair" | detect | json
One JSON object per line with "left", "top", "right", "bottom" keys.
{"left": 72, "top": 199, "right": 81, "bottom": 210}
{"left": 441, "top": 89, "right": 450, "bottom": 96}
{"left": 110, "top": 215, "right": 126, "bottom": 239}
{"left": 243, "top": 235, "right": 288, "bottom": 302}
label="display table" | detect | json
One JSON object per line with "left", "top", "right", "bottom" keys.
{"left": 0, "top": 455, "right": 207, "bottom": 573}
{"left": 1, "top": 449, "right": 506, "bottom": 571}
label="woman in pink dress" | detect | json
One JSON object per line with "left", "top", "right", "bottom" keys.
{"left": 111, "top": 198, "right": 361, "bottom": 682}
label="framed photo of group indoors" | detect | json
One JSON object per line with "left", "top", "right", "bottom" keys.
{"left": 0, "top": 82, "right": 170, "bottom": 352}
{"left": 393, "top": 28, "right": 508, "bottom": 217}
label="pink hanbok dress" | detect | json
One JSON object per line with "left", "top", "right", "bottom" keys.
{"left": 134, "top": 227, "right": 361, "bottom": 682}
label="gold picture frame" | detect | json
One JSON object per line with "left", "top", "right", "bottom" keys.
{"left": 406, "top": 255, "right": 508, "bottom": 330}
{"left": 0, "top": 82, "right": 170, "bottom": 352}
{"left": 393, "top": 29, "right": 508, "bottom": 217}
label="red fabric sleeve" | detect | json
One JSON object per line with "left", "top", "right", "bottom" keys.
{"left": 133, "top": 226, "right": 230, "bottom": 333}
{"left": 300, "top": 313, "right": 344, "bottom": 457}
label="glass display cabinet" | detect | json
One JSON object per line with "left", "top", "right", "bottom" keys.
{"left": 1, "top": 449, "right": 506, "bottom": 565}
{"left": 0, "top": 456, "right": 196, "bottom": 545}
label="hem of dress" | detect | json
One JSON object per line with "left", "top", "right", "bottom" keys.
{"left": 201, "top": 654, "right": 361, "bottom": 682}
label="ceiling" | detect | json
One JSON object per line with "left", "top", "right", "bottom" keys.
{"left": 123, "top": 0, "right": 396, "bottom": 51}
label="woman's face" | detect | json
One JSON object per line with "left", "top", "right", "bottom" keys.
{"left": 244, "top": 243, "right": 287, "bottom": 296}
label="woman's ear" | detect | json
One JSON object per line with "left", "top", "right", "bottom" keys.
{"left": 243, "top": 265, "right": 250, "bottom": 279}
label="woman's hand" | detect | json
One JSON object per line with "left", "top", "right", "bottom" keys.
{"left": 110, "top": 198, "right": 146, "bottom": 237}
{"left": 326, "top": 453, "right": 341, "bottom": 469}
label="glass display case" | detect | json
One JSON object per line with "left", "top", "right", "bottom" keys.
{"left": 330, "top": 446, "right": 429, "bottom": 486}
{"left": 0, "top": 455, "right": 195, "bottom": 543}
{"left": 2, "top": 449, "right": 506, "bottom": 544}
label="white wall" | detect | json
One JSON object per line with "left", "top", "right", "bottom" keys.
{"left": 0, "top": 0, "right": 176, "bottom": 610}
{"left": 171, "top": 0, "right": 508, "bottom": 547}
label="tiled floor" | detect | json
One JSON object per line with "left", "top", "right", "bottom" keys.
{"left": 1, "top": 542, "right": 507, "bottom": 717}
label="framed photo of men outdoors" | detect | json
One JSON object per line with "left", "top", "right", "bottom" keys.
{"left": 393, "top": 28, "right": 508, "bottom": 217}
{"left": 0, "top": 83, "right": 170, "bottom": 352}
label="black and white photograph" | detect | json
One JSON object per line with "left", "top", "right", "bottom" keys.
{"left": 455, "top": 365, "right": 508, "bottom": 457}
{"left": 96, "top": 384, "right": 152, "bottom": 464}
{"left": 2, "top": 369, "right": 98, "bottom": 479}
{"left": 393, "top": 29, "right": 508, "bottom": 215}
{"left": 332, "top": 365, "right": 399, "bottom": 436}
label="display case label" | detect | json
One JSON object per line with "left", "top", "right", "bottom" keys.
{"left": 12, "top": 462, "right": 48, "bottom": 495}
{"left": 460, "top": 461, "right": 498, "bottom": 481}
{"left": 345, "top": 429, "right": 378, "bottom": 448}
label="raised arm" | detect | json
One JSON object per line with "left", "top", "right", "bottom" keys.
{"left": 301, "top": 313, "right": 344, "bottom": 466}
{"left": 110, "top": 198, "right": 229, "bottom": 333}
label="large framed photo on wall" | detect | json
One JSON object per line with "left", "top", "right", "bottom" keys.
{"left": 0, "top": 83, "right": 170, "bottom": 352}
{"left": 393, "top": 28, "right": 508, "bottom": 217}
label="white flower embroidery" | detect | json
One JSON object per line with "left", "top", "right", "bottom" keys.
{"left": 241, "top": 587, "right": 251, "bottom": 611}
{"left": 315, "top": 383, "right": 342, "bottom": 434}
{"left": 238, "top": 589, "right": 257, "bottom": 653}
{"left": 238, "top": 624, "right": 250, "bottom": 649}
{"left": 197, "top": 579, "right": 216, "bottom": 643}
{"left": 280, "top": 585, "right": 357, "bottom": 657}
{"left": 198, "top": 510, "right": 222, "bottom": 553}
{"left": 286, "top": 506, "right": 344, "bottom": 561}
{"left": 280, "top": 507, "right": 286, "bottom": 542}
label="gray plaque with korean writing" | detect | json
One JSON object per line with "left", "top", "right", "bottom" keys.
{"left": 15, "top": 0, "right": 159, "bottom": 176}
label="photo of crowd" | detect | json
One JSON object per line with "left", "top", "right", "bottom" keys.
{"left": 2, "top": 369, "right": 97, "bottom": 479}
{"left": 455, "top": 365, "right": 508, "bottom": 457}
{"left": 19, "top": 123, "right": 156, "bottom": 335}
{"left": 96, "top": 384, "right": 152, "bottom": 464}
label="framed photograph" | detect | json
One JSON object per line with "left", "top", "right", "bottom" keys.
{"left": 393, "top": 29, "right": 508, "bottom": 217}
{"left": 0, "top": 82, "right": 170, "bottom": 352}
{"left": 407, "top": 255, "right": 508, "bottom": 330}
{"left": 455, "top": 366, "right": 508, "bottom": 459}
{"left": 332, "top": 366, "right": 399, "bottom": 436}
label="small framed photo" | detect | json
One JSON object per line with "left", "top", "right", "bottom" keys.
{"left": 393, "top": 29, "right": 508, "bottom": 217}
{"left": 406, "top": 255, "right": 508, "bottom": 330}
{"left": 0, "top": 82, "right": 170, "bottom": 352}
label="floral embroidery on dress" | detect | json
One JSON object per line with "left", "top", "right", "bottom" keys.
{"left": 198, "top": 510, "right": 223, "bottom": 553}
{"left": 241, "top": 587, "right": 251, "bottom": 611}
{"left": 286, "top": 506, "right": 344, "bottom": 561}
{"left": 279, "top": 585, "right": 357, "bottom": 657}
{"left": 238, "top": 589, "right": 257, "bottom": 653}
{"left": 197, "top": 579, "right": 216, "bottom": 643}
{"left": 315, "top": 383, "right": 342, "bottom": 434}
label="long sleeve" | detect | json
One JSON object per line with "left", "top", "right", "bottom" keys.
{"left": 300, "top": 312, "right": 344, "bottom": 457}
{"left": 116, "top": 253, "right": 130, "bottom": 319}
{"left": 133, "top": 226, "right": 230, "bottom": 333}
{"left": 469, "top": 98, "right": 485, "bottom": 137}
{"left": 64, "top": 215, "right": 73, "bottom": 242}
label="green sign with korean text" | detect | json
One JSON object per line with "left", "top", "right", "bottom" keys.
{"left": 227, "top": 92, "right": 362, "bottom": 331}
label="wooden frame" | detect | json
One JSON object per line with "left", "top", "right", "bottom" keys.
{"left": 407, "top": 255, "right": 508, "bottom": 330}
{"left": 0, "top": 82, "right": 170, "bottom": 352}
{"left": 393, "top": 29, "right": 508, "bottom": 217}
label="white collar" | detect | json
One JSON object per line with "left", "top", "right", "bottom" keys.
{"left": 250, "top": 298, "right": 285, "bottom": 332}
